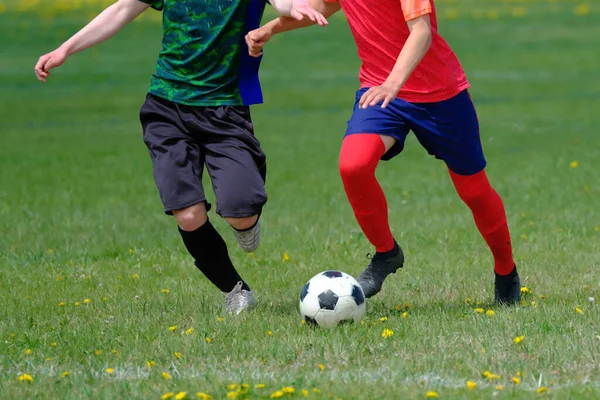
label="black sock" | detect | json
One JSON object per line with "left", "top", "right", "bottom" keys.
{"left": 178, "top": 220, "right": 250, "bottom": 292}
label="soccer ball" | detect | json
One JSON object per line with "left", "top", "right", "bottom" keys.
{"left": 299, "top": 270, "right": 366, "bottom": 328}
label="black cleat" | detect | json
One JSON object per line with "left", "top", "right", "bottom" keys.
{"left": 357, "top": 242, "right": 405, "bottom": 298}
{"left": 494, "top": 266, "right": 521, "bottom": 305}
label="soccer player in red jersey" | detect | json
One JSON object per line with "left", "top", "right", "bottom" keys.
{"left": 246, "top": 0, "right": 521, "bottom": 304}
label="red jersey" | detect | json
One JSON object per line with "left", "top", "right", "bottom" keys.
{"left": 326, "top": 0, "right": 469, "bottom": 103}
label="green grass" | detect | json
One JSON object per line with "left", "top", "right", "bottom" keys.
{"left": 1, "top": 1, "right": 600, "bottom": 399}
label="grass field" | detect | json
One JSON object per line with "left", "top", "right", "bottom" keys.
{"left": 1, "top": 0, "right": 600, "bottom": 398}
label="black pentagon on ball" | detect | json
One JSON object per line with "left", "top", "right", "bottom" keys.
{"left": 318, "top": 290, "right": 339, "bottom": 310}
{"left": 322, "top": 270, "right": 343, "bottom": 278}
{"left": 351, "top": 284, "right": 365, "bottom": 306}
{"left": 304, "top": 316, "right": 318, "bottom": 326}
{"left": 300, "top": 282, "right": 310, "bottom": 301}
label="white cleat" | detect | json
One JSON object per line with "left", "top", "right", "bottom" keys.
{"left": 232, "top": 221, "right": 261, "bottom": 253}
{"left": 225, "top": 281, "right": 256, "bottom": 315}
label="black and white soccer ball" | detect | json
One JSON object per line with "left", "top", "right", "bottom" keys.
{"left": 299, "top": 270, "right": 366, "bottom": 328}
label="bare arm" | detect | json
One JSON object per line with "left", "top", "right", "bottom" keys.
{"left": 245, "top": 0, "right": 341, "bottom": 57}
{"left": 35, "top": 0, "right": 151, "bottom": 82}
{"left": 384, "top": 15, "right": 432, "bottom": 92}
{"left": 359, "top": 14, "right": 432, "bottom": 108}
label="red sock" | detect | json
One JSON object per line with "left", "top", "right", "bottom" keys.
{"left": 339, "top": 134, "right": 395, "bottom": 253}
{"left": 449, "top": 169, "right": 515, "bottom": 275}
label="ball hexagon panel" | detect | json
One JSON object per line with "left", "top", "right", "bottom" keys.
{"left": 299, "top": 291, "right": 321, "bottom": 319}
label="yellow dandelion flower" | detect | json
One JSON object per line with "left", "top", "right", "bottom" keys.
{"left": 496, "top": 385, "right": 503, "bottom": 390}
{"left": 486, "top": 310, "right": 495, "bottom": 316}
{"left": 131, "top": 273, "right": 140, "bottom": 280}
{"left": 95, "top": 349, "right": 102, "bottom": 356}
{"left": 396, "top": 304, "right": 403, "bottom": 311}
{"left": 175, "top": 392, "right": 188, "bottom": 400}
{"left": 146, "top": 360, "right": 156, "bottom": 367}
{"left": 301, "top": 389, "right": 309, "bottom": 397}
{"left": 162, "top": 289, "right": 170, "bottom": 294}
{"left": 466, "top": 381, "right": 476, "bottom": 390}
{"left": 112, "top": 350, "right": 120, "bottom": 355}
{"left": 74, "top": 302, "right": 81, "bottom": 307}
{"left": 380, "top": 317, "right": 388, "bottom": 322}
{"left": 482, "top": 371, "right": 491, "bottom": 378}
{"left": 465, "top": 297, "right": 472, "bottom": 304}
{"left": 162, "top": 371, "right": 172, "bottom": 380}
{"left": 217, "top": 317, "right": 224, "bottom": 322}
{"left": 520, "top": 287, "right": 530, "bottom": 294}
{"left": 226, "top": 392, "right": 238, "bottom": 399}
{"left": 402, "top": 312, "right": 408, "bottom": 318}
{"left": 301, "top": 319, "right": 306, "bottom": 325}
{"left": 205, "top": 337, "right": 212, "bottom": 344}
{"left": 475, "top": 308, "right": 484, "bottom": 313}
{"left": 282, "top": 386, "right": 295, "bottom": 394}
{"left": 102, "top": 297, "right": 108, "bottom": 302}
{"left": 239, "top": 384, "right": 249, "bottom": 393}
{"left": 105, "top": 368, "right": 114, "bottom": 374}
{"left": 62, "top": 371, "right": 71, "bottom": 377}
{"left": 47, "top": 249, "right": 54, "bottom": 254}
{"left": 185, "top": 328, "right": 194, "bottom": 335}
{"left": 162, "top": 393, "right": 174, "bottom": 400}
{"left": 318, "top": 363, "right": 325, "bottom": 371}
{"left": 174, "top": 352, "right": 183, "bottom": 359}
{"left": 227, "top": 384, "right": 239, "bottom": 391}
{"left": 576, "top": 307, "right": 583, "bottom": 314}
{"left": 512, "top": 377, "right": 521, "bottom": 384}
{"left": 263, "top": 358, "right": 268, "bottom": 364}
{"left": 516, "top": 371, "right": 522, "bottom": 377}
{"left": 50, "top": 342, "right": 57, "bottom": 347}
{"left": 488, "top": 374, "right": 501, "bottom": 381}
{"left": 537, "top": 387, "right": 548, "bottom": 394}
{"left": 83, "top": 298, "right": 91, "bottom": 304}
{"left": 267, "top": 330, "right": 273, "bottom": 336}
{"left": 511, "top": 6, "right": 527, "bottom": 17}
{"left": 595, "top": 226, "right": 599, "bottom": 232}
{"left": 169, "top": 326, "right": 177, "bottom": 332}
{"left": 129, "top": 248, "right": 135, "bottom": 254}
{"left": 59, "top": 302, "right": 67, "bottom": 307}
{"left": 312, "top": 388, "right": 321, "bottom": 393}
{"left": 25, "top": 349, "right": 32, "bottom": 355}
{"left": 570, "top": 161, "right": 579, "bottom": 168}
{"left": 18, "top": 374, "right": 33, "bottom": 383}
{"left": 255, "top": 384, "right": 266, "bottom": 389}
{"left": 425, "top": 391, "right": 439, "bottom": 398}
{"left": 574, "top": 4, "right": 590, "bottom": 16}
{"left": 196, "top": 393, "right": 212, "bottom": 400}
{"left": 513, "top": 335, "right": 525, "bottom": 344}
{"left": 270, "top": 390, "right": 284, "bottom": 398}
{"left": 46, "top": 358, "right": 52, "bottom": 361}
{"left": 382, "top": 328, "right": 394, "bottom": 338}
{"left": 282, "top": 252, "right": 290, "bottom": 261}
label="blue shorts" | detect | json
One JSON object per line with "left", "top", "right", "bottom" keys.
{"left": 345, "top": 89, "right": 486, "bottom": 175}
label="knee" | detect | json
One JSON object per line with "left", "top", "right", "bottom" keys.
{"left": 339, "top": 155, "right": 375, "bottom": 182}
{"left": 226, "top": 215, "right": 258, "bottom": 231}
{"left": 173, "top": 203, "right": 208, "bottom": 231}
{"left": 451, "top": 170, "right": 491, "bottom": 205}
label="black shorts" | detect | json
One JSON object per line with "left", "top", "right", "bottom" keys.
{"left": 140, "top": 93, "right": 267, "bottom": 217}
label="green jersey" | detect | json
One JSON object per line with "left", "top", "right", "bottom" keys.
{"left": 140, "top": 0, "right": 267, "bottom": 106}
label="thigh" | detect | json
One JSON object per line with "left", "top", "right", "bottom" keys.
{"left": 409, "top": 90, "right": 487, "bottom": 175}
{"left": 345, "top": 88, "right": 411, "bottom": 160}
{"left": 189, "top": 105, "right": 267, "bottom": 218}
{"left": 140, "top": 94, "right": 207, "bottom": 214}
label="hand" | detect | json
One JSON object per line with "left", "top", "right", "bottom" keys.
{"left": 358, "top": 82, "right": 401, "bottom": 109}
{"left": 290, "top": 0, "right": 328, "bottom": 26}
{"left": 35, "top": 48, "right": 68, "bottom": 82}
{"left": 245, "top": 27, "right": 272, "bottom": 58}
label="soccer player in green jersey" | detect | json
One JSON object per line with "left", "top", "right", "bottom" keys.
{"left": 34, "top": 0, "right": 327, "bottom": 314}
